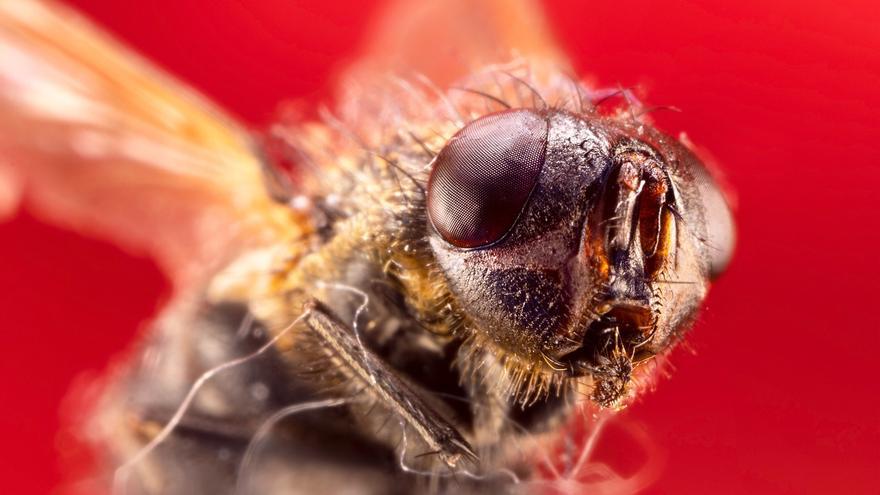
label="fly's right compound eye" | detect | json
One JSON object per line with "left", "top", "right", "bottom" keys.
{"left": 426, "top": 109, "right": 548, "bottom": 248}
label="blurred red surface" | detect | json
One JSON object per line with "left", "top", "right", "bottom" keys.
{"left": 1, "top": 1, "right": 877, "bottom": 493}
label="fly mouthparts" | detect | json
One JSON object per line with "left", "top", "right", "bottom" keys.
{"left": 559, "top": 303, "right": 654, "bottom": 374}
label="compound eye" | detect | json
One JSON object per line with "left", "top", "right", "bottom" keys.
{"left": 427, "top": 109, "right": 548, "bottom": 248}
{"left": 691, "top": 163, "right": 736, "bottom": 279}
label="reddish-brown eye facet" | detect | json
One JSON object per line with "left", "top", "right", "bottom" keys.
{"left": 427, "top": 109, "right": 548, "bottom": 248}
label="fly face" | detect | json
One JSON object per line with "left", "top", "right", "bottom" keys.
{"left": 427, "top": 108, "right": 734, "bottom": 406}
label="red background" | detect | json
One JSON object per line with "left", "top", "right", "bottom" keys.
{"left": 1, "top": 1, "right": 877, "bottom": 493}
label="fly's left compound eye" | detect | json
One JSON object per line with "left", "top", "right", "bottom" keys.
{"left": 427, "top": 109, "right": 548, "bottom": 248}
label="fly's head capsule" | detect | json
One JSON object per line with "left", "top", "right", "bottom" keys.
{"left": 426, "top": 108, "right": 735, "bottom": 405}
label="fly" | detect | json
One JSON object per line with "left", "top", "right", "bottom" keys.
{"left": 0, "top": 1, "right": 735, "bottom": 493}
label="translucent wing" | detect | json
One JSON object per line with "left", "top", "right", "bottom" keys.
{"left": 0, "top": 0, "right": 294, "bottom": 287}
{"left": 345, "top": 0, "right": 570, "bottom": 87}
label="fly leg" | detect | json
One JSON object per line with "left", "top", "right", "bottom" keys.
{"left": 301, "top": 299, "right": 477, "bottom": 469}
